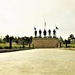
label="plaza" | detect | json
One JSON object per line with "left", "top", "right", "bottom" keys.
{"left": 0, "top": 49, "right": 75, "bottom": 75}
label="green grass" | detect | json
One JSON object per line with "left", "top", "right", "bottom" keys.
{"left": 1, "top": 43, "right": 75, "bottom": 49}
{"left": 60, "top": 43, "right": 75, "bottom": 48}
{"left": 0, "top": 43, "right": 33, "bottom": 49}
{"left": 0, "top": 43, "right": 23, "bottom": 49}
{"left": 0, "top": 43, "right": 9, "bottom": 49}
{"left": 67, "top": 44, "right": 75, "bottom": 48}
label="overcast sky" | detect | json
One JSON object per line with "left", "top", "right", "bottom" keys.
{"left": 0, "top": 0, "right": 75, "bottom": 39}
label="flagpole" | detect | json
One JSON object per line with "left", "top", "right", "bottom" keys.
{"left": 44, "top": 21, "right": 46, "bottom": 30}
{"left": 55, "top": 25, "right": 59, "bottom": 37}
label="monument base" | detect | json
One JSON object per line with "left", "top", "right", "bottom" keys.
{"left": 32, "top": 38, "right": 59, "bottom": 48}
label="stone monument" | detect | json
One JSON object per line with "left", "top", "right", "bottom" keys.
{"left": 32, "top": 28, "right": 59, "bottom": 48}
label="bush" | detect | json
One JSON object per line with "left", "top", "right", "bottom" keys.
{"left": 0, "top": 46, "right": 4, "bottom": 49}
{"left": 4, "top": 46, "right": 9, "bottom": 49}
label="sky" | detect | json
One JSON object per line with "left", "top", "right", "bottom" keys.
{"left": 0, "top": 0, "right": 75, "bottom": 39}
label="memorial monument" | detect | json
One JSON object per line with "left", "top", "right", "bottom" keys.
{"left": 32, "top": 27, "right": 59, "bottom": 48}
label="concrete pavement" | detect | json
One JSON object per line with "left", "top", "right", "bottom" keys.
{"left": 0, "top": 48, "right": 75, "bottom": 75}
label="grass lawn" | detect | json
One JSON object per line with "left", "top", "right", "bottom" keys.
{"left": 0, "top": 43, "right": 23, "bottom": 49}
{"left": 61, "top": 43, "right": 75, "bottom": 48}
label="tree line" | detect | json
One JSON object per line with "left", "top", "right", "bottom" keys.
{"left": 0, "top": 34, "right": 33, "bottom": 47}
{"left": 0, "top": 34, "right": 75, "bottom": 49}
{"left": 0, "top": 34, "right": 75, "bottom": 44}
{"left": 59, "top": 34, "right": 75, "bottom": 44}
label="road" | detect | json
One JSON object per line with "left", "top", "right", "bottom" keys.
{"left": 0, "top": 49, "right": 75, "bottom": 75}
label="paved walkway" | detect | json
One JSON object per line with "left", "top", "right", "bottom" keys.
{"left": 0, "top": 49, "right": 75, "bottom": 75}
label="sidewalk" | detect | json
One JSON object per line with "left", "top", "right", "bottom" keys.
{"left": 0, "top": 48, "right": 31, "bottom": 53}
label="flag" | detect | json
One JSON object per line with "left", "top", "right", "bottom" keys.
{"left": 44, "top": 21, "right": 46, "bottom": 26}
{"left": 56, "top": 26, "right": 58, "bottom": 30}
{"left": 44, "top": 21, "right": 46, "bottom": 29}
{"left": 34, "top": 27, "right": 36, "bottom": 30}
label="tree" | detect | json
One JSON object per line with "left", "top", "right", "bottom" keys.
{"left": 0, "top": 39, "right": 3, "bottom": 43}
{"left": 59, "top": 36, "right": 63, "bottom": 43}
{"left": 23, "top": 36, "right": 32, "bottom": 48}
{"left": 3, "top": 34, "right": 10, "bottom": 42}
{"left": 11, "top": 36, "right": 18, "bottom": 44}
{"left": 68, "top": 34, "right": 75, "bottom": 44}
{"left": 68, "top": 34, "right": 74, "bottom": 39}
{"left": 29, "top": 36, "right": 32, "bottom": 48}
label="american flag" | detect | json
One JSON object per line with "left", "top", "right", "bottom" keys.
{"left": 34, "top": 27, "right": 36, "bottom": 30}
